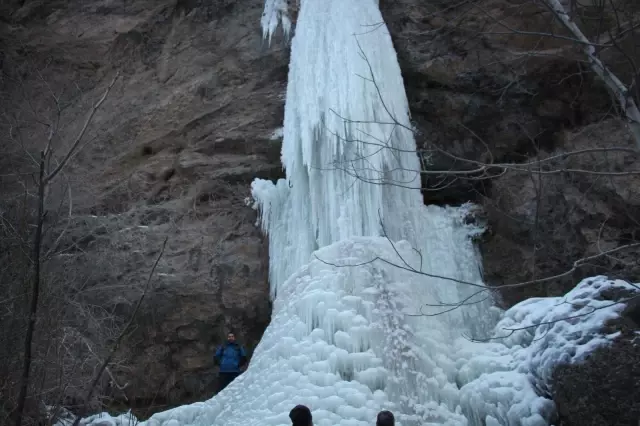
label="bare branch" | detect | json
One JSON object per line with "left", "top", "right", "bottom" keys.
{"left": 71, "top": 237, "right": 168, "bottom": 426}
{"left": 541, "top": 0, "right": 640, "bottom": 149}
{"left": 45, "top": 72, "right": 120, "bottom": 185}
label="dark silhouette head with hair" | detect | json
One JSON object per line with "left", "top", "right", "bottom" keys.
{"left": 376, "top": 410, "right": 395, "bottom": 426}
{"left": 289, "top": 405, "right": 313, "bottom": 426}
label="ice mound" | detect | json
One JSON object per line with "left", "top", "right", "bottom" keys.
{"left": 69, "top": 261, "right": 636, "bottom": 426}
{"left": 56, "top": 411, "right": 136, "bottom": 426}
{"left": 135, "top": 237, "right": 471, "bottom": 426}
{"left": 453, "top": 276, "right": 636, "bottom": 425}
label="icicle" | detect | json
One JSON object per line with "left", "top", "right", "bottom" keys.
{"left": 261, "top": 0, "right": 292, "bottom": 44}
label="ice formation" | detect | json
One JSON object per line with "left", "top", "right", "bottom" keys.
{"left": 68, "top": 273, "right": 635, "bottom": 426}
{"left": 261, "top": 0, "right": 292, "bottom": 44}
{"left": 69, "top": 1, "right": 638, "bottom": 426}
{"left": 252, "top": 0, "right": 455, "bottom": 299}
{"left": 454, "top": 275, "right": 636, "bottom": 425}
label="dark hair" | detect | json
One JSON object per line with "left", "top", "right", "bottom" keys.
{"left": 289, "top": 405, "right": 312, "bottom": 426}
{"left": 376, "top": 410, "right": 394, "bottom": 426}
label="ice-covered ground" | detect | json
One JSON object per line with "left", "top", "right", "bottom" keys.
{"left": 67, "top": 251, "right": 635, "bottom": 426}
{"left": 138, "top": 232, "right": 483, "bottom": 426}
{"left": 454, "top": 275, "right": 635, "bottom": 425}
{"left": 59, "top": 0, "right": 639, "bottom": 425}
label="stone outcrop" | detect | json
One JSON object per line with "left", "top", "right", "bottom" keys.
{"left": 379, "top": 0, "right": 640, "bottom": 306}
{"left": 1, "top": 0, "right": 287, "bottom": 413}
{"left": 552, "top": 292, "right": 640, "bottom": 426}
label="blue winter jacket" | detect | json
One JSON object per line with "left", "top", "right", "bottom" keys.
{"left": 215, "top": 342, "right": 247, "bottom": 373}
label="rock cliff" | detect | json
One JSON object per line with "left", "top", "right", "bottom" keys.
{"left": 379, "top": 0, "right": 640, "bottom": 303}
{"left": 1, "top": 0, "right": 286, "bottom": 414}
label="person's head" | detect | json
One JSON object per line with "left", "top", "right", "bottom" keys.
{"left": 226, "top": 332, "right": 235, "bottom": 343}
{"left": 376, "top": 410, "right": 394, "bottom": 426}
{"left": 289, "top": 404, "right": 312, "bottom": 426}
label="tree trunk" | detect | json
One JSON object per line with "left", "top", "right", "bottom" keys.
{"left": 544, "top": 0, "right": 640, "bottom": 150}
{"left": 14, "top": 151, "right": 46, "bottom": 426}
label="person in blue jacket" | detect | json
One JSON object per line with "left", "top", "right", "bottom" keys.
{"left": 214, "top": 331, "right": 247, "bottom": 392}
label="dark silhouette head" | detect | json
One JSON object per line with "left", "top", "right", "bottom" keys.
{"left": 227, "top": 332, "right": 236, "bottom": 343}
{"left": 376, "top": 410, "right": 394, "bottom": 426}
{"left": 289, "top": 405, "right": 312, "bottom": 426}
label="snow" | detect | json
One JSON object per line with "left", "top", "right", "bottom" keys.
{"left": 57, "top": 411, "right": 137, "bottom": 426}
{"left": 71, "top": 267, "right": 635, "bottom": 426}
{"left": 67, "top": 1, "right": 639, "bottom": 426}
{"left": 269, "top": 127, "right": 284, "bottom": 140}
{"left": 483, "top": 276, "right": 635, "bottom": 390}
{"left": 453, "top": 276, "right": 636, "bottom": 425}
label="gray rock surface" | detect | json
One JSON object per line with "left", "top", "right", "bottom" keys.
{"left": 379, "top": 0, "right": 640, "bottom": 303}
{"left": 1, "top": 0, "right": 287, "bottom": 413}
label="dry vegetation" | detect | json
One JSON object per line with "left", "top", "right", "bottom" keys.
{"left": 0, "top": 43, "right": 160, "bottom": 424}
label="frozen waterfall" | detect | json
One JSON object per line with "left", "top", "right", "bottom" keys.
{"left": 72, "top": 1, "right": 637, "bottom": 426}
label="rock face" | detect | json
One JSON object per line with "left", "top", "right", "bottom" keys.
{"left": 2, "top": 0, "right": 639, "bottom": 423}
{"left": 1, "top": 0, "right": 287, "bottom": 414}
{"left": 379, "top": 0, "right": 640, "bottom": 305}
{"left": 552, "top": 293, "right": 640, "bottom": 426}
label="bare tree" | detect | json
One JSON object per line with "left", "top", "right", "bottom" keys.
{"left": 520, "top": 0, "right": 639, "bottom": 148}
{"left": 70, "top": 237, "right": 168, "bottom": 426}
{"left": 11, "top": 71, "right": 120, "bottom": 426}
{"left": 0, "top": 44, "right": 164, "bottom": 424}
{"left": 325, "top": 0, "right": 640, "bottom": 179}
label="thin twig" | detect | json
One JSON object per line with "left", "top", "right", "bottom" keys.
{"left": 71, "top": 237, "right": 167, "bottom": 426}
{"left": 45, "top": 72, "right": 120, "bottom": 185}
